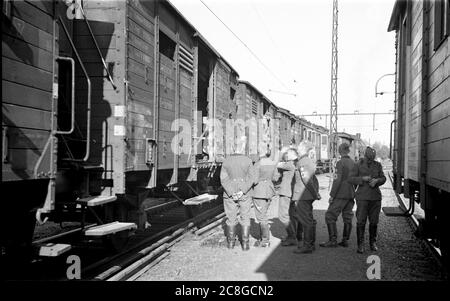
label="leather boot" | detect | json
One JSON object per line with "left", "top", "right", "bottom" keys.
{"left": 294, "top": 226, "right": 314, "bottom": 254}
{"left": 254, "top": 223, "right": 261, "bottom": 247}
{"left": 356, "top": 224, "right": 365, "bottom": 254}
{"left": 311, "top": 220, "right": 317, "bottom": 250}
{"left": 320, "top": 223, "right": 338, "bottom": 247}
{"left": 260, "top": 223, "right": 270, "bottom": 247}
{"left": 227, "top": 224, "right": 236, "bottom": 249}
{"left": 296, "top": 223, "right": 303, "bottom": 249}
{"left": 241, "top": 225, "right": 250, "bottom": 251}
{"left": 338, "top": 223, "right": 352, "bottom": 247}
{"left": 369, "top": 224, "right": 378, "bottom": 251}
{"left": 281, "top": 223, "right": 297, "bottom": 246}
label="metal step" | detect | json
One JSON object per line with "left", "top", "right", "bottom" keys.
{"left": 77, "top": 195, "right": 117, "bottom": 207}
{"left": 84, "top": 222, "right": 137, "bottom": 237}
{"left": 382, "top": 206, "right": 406, "bottom": 216}
{"left": 183, "top": 193, "right": 218, "bottom": 206}
{"left": 39, "top": 243, "right": 72, "bottom": 257}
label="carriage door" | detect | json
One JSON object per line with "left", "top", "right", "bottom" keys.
{"left": 157, "top": 31, "right": 177, "bottom": 183}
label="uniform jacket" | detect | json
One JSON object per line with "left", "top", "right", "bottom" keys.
{"left": 252, "top": 157, "right": 279, "bottom": 199}
{"left": 330, "top": 155, "right": 356, "bottom": 199}
{"left": 348, "top": 158, "right": 386, "bottom": 201}
{"left": 276, "top": 161, "right": 296, "bottom": 197}
{"left": 220, "top": 154, "right": 255, "bottom": 198}
{"left": 292, "top": 155, "right": 319, "bottom": 201}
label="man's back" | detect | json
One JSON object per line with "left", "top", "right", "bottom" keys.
{"left": 330, "top": 155, "right": 356, "bottom": 199}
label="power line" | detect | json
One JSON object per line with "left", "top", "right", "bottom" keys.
{"left": 198, "top": 0, "right": 290, "bottom": 91}
{"left": 249, "top": 0, "right": 297, "bottom": 85}
{"left": 300, "top": 112, "right": 394, "bottom": 117}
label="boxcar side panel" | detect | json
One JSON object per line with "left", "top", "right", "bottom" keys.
{"left": 2, "top": 0, "right": 55, "bottom": 181}
{"left": 126, "top": 0, "right": 156, "bottom": 172}
{"left": 424, "top": 0, "right": 450, "bottom": 192}
{"left": 73, "top": 0, "right": 127, "bottom": 194}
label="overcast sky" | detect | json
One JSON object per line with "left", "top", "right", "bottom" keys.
{"left": 169, "top": 0, "right": 397, "bottom": 145}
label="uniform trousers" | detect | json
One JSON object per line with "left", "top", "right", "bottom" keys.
{"left": 253, "top": 198, "right": 271, "bottom": 224}
{"left": 325, "top": 198, "right": 355, "bottom": 224}
{"left": 224, "top": 194, "right": 252, "bottom": 227}
{"left": 355, "top": 200, "right": 381, "bottom": 226}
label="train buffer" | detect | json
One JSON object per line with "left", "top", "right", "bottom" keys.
{"left": 183, "top": 193, "right": 218, "bottom": 206}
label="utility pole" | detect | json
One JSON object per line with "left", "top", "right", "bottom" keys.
{"left": 329, "top": 0, "right": 339, "bottom": 182}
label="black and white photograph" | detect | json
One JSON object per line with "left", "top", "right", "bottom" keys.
{"left": 1, "top": 0, "right": 449, "bottom": 287}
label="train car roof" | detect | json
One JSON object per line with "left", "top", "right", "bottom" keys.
{"left": 238, "top": 80, "right": 278, "bottom": 109}
{"left": 165, "top": 0, "right": 239, "bottom": 76}
{"left": 387, "top": 0, "right": 407, "bottom": 32}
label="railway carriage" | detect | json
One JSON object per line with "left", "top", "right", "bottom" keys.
{"left": 1, "top": 0, "right": 239, "bottom": 257}
{"left": 235, "top": 80, "right": 279, "bottom": 161}
{"left": 388, "top": 0, "right": 450, "bottom": 267}
{"left": 1, "top": 0, "right": 369, "bottom": 267}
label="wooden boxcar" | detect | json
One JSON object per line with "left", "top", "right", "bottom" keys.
{"left": 388, "top": 0, "right": 449, "bottom": 265}
{"left": 2, "top": 0, "right": 76, "bottom": 255}
{"left": 1, "top": 0, "right": 241, "bottom": 255}
{"left": 236, "top": 80, "right": 279, "bottom": 161}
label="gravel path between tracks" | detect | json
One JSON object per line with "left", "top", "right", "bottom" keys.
{"left": 136, "top": 173, "right": 445, "bottom": 281}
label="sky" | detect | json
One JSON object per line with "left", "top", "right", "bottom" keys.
{"left": 169, "top": 0, "right": 397, "bottom": 145}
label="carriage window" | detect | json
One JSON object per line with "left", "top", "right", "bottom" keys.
{"left": 434, "top": 0, "right": 450, "bottom": 50}
{"left": 159, "top": 31, "right": 176, "bottom": 60}
{"left": 322, "top": 135, "right": 327, "bottom": 145}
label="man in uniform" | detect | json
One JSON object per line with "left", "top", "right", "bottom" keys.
{"left": 348, "top": 146, "right": 386, "bottom": 253}
{"left": 292, "top": 141, "right": 320, "bottom": 254}
{"left": 220, "top": 145, "right": 255, "bottom": 251}
{"left": 320, "top": 143, "right": 356, "bottom": 248}
{"left": 277, "top": 148, "right": 302, "bottom": 246}
{"left": 252, "top": 149, "right": 279, "bottom": 247}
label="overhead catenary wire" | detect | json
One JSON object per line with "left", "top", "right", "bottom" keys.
{"left": 249, "top": 0, "right": 297, "bottom": 85}
{"left": 198, "top": 0, "right": 291, "bottom": 91}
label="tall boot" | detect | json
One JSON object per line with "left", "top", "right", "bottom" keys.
{"left": 356, "top": 224, "right": 365, "bottom": 254}
{"left": 227, "top": 224, "right": 236, "bottom": 249}
{"left": 312, "top": 220, "right": 317, "bottom": 250}
{"left": 320, "top": 223, "right": 338, "bottom": 247}
{"left": 254, "top": 223, "right": 262, "bottom": 247}
{"left": 294, "top": 226, "right": 314, "bottom": 254}
{"left": 260, "top": 223, "right": 271, "bottom": 247}
{"left": 281, "top": 223, "right": 297, "bottom": 246}
{"left": 369, "top": 224, "right": 378, "bottom": 251}
{"left": 338, "top": 223, "right": 352, "bottom": 247}
{"left": 296, "top": 222, "right": 303, "bottom": 249}
{"left": 241, "top": 225, "right": 250, "bottom": 251}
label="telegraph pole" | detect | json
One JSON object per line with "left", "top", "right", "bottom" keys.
{"left": 329, "top": 0, "right": 339, "bottom": 182}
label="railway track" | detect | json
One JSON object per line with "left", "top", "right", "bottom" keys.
{"left": 388, "top": 173, "right": 445, "bottom": 272}
{"left": 5, "top": 195, "right": 224, "bottom": 281}
{"left": 86, "top": 204, "right": 225, "bottom": 281}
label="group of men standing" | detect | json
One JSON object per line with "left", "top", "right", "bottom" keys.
{"left": 219, "top": 140, "right": 386, "bottom": 255}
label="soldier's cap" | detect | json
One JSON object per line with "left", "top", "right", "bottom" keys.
{"left": 365, "top": 146, "right": 376, "bottom": 160}
{"left": 338, "top": 143, "right": 350, "bottom": 155}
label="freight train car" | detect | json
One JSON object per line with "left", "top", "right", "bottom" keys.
{"left": 1, "top": 0, "right": 240, "bottom": 258}
{"left": 388, "top": 0, "right": 449, "bottom": 267}
{"left": 298, "top": 118, "right": 329, "bottom": 166}
{"left": 276, "top": 107, "right": 294, "bottom": 148}
{"left": 235, "top": 80, "right": 279, "bottom": 162}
